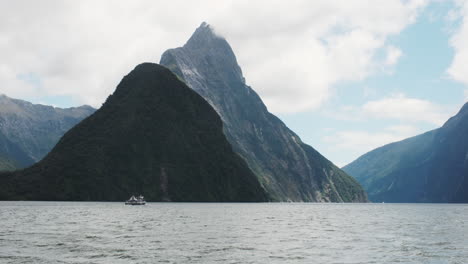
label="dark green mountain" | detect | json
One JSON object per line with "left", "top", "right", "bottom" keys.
{"left": 0, "top": 63, "right": 268, "bottom": 202}
{"left": 343, "top": 102, "right": 468, "bottom": 203}
{"left": 160, "top": 22, "right": 367, "bottom": 202}
{"left": 0, "top": 95, "right": 95, "bottom": 170}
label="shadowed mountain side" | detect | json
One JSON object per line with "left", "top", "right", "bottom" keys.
{"left": 0, "top": 63, "right": 268, "bottom": 202}
{"left": 344, "top": 102, "right": 468, "bottom": 203}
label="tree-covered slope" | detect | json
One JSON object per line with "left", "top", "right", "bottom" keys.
{"left": 161, "top": 22, "right": 367, "bottom": 202}
{"left": 344, "top": 102, "right": 468, "bottom": 203}
{"left": 0, "top": 63, "right": 268, "bottom": 202}
{"left": 344, "top": 130, "right": 437, "bottom": 198}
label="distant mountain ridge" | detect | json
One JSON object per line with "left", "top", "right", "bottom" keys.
{"left": 0, "top": 63, "right": 268, "bottom": 202}
{"left": 161, "top": 22, "right": 367, "bottom": 202}
{"left": 344, "top": 102, "right": 468, "bottom": 203}
{"left": 0, "top": 130, "right": 32, "bottom": 170}
{"left": 0, "top": 94, "right": 95, "bottom": 170}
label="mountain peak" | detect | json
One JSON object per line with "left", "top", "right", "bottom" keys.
{"left": 184, "top": 22, "right": 224, "bottom": 49}
{"left": 161, "top": 23, "right": 245, "bottom": 88}
{"left": 160, "top": 24, "right": 368, "bottom": 202}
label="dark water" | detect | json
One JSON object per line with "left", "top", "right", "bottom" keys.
{"left": 0, "top": 202, "right": 467, "bottom": 263}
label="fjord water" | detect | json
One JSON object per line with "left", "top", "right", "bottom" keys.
{"left": 0, "top": 202, "right": 466, "bottom": 263}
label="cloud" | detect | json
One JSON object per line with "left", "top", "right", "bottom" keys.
{"left": 323, "top": 126, "right": 420, "bottom": 152}
{"left": 323, "top": 125, "right": 423, "bottom": 166}
{"left": 327, "top": 93, "right": 453, "bottom": 126}
{"left": 214, "top": 1, "right": 427, "bottom": 113}
{"left": 319, "top": 93, "right": 461, "bottom": 166}
{"left": 0, "top": 0, "right": 427, "bottom": 112}
{"left": 384, "top": 46, "right": 403, "bottom": 66}
{"left": 448, "top": 0, "right": 468, "bottom": 85}
{"left": 361, "top": 93, "right": 449, "bottom": 125}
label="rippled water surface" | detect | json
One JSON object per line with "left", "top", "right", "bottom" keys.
{"left": 0, "top": 202, "right": 467, "bottom": 263}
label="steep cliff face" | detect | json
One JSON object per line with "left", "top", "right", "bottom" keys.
{"left": 0, "top": 95, "right": 95, "bottom": 170}
{"left": 161, "top": 23, "right": 367, "bottom": 202}
{"left": 0, "top": 63, "right": 268, "bottom": 202}
{"left": 344, "top": 102, "right": 468, "bottom": 203}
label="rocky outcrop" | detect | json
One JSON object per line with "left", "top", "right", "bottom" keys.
{"left": 161, "top": 23, "right": 367, "bottom": 202}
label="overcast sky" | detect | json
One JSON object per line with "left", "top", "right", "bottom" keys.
{"left": 0, "top": 0, "right": 467, "bottom": 166}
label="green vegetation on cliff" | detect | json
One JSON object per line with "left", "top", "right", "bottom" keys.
{"left": 0, "top": 63, "right": 268, "bottom": 202}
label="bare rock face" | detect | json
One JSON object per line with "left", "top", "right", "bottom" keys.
{"left": 161, "top": 23, "right": 367, "bottom": 202}
{"left": 344, "top": 102, "right": 468, "bottom": 203}
{"left": 0, "top": 94, "right": 95, "bottom": 170}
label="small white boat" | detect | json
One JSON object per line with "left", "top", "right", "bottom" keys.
{"left": 125, "top": 195, "right": 146, "bottom": 205}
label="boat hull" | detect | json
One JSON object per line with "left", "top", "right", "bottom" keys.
{"left": 125, "top": 201, "right": 146, "bottom": 205}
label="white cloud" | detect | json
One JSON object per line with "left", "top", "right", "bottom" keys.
{"left": 0, "top": 0, "right": 427, "bottom": 112}
{"left": 323, "top": 125, "right": 423, "bottom": 166}
{"left": 385, "top": 124, "right": 421, "bottom": 135}
{"left": 216, "top": 0, "right": 427, "bottom": 113}
{"left": 318, "top": 93, "right": 464, "bottom": 166}
{"left": 448, "top": 0, "right": 468, "bottom": 86}
{"left": 465, "top": 89, "right": 468, "bottom": 100}
{"left": 362, "top": 93, "right": 449, "bottom": 125}
{"left": 384, "top": 46, "right": 403, "bottom": 66}
{"left": 324, "top": 126, "right": 420, "bottom": 152}
{"left": 327, "top": 93, "right": 453, "bottom": 125}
